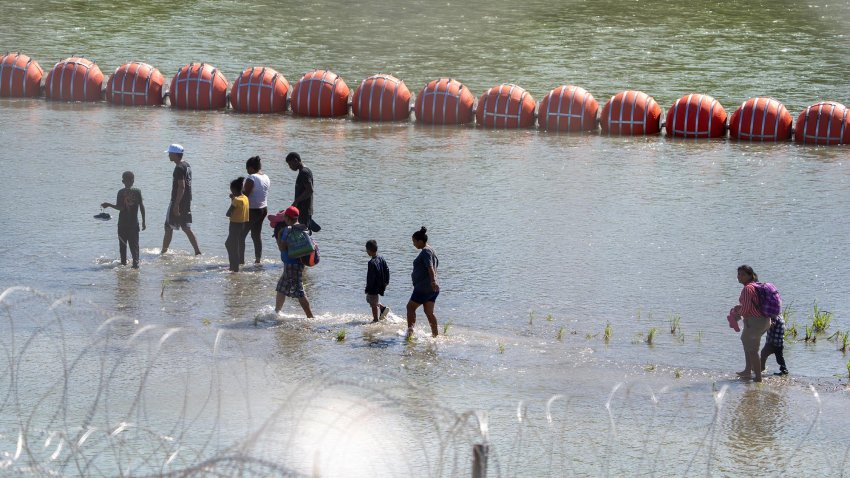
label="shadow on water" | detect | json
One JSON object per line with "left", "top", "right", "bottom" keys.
{"left": 1, "top": 287, "right": 849, "bottom": 477}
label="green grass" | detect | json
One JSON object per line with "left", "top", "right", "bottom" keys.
{"left": 528, "top": 310, "right": 535, "bottom": 325}
{"left": 804, "top": 325, "right": 816, "bottom": 343}
{"left": 336, "top": 329, "right": 346, "bottom": 342}
{"left": 644, "top": 364, "right": 656, "bottom": 372}
{"left": 603, "top": 322, "right": 612, "bottom": 343}
{"left": 545, "top": 314, "right": 554, "bottom": 322}
{"left": 676, "top": 332, "right": 685, "bottom": 344}
{"left": 646, "top": 327, "right": 657, "bottom": 345}
{"left": 811, "top": 302, "right": 833, "bottom": 333}
{"left": 497, "top": 341, "right": 505, "bottom": 354}
{"left": 674, "top": 369, "right": 683, "bottom": 379}
{"left": 785, "top": 321, "right": 798, "bottom": 340}
{"left": 556, "top": 327, "right": 565, "bottom": 341}
{"left": 669, "top": 314, "right": 681, "bottom": 334}
{"left": 443, "top": 320, "right": 452, "bottom": 335}
{"left": 847, "top": 360, "right": 850, "bottom": 379}
{"left": 695, "top": 331, "right": 703, "bottom": 343}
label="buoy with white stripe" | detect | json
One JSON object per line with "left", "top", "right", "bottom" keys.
{"left": 729, "top": 97, "right": 793, "bottom": 141}
{"left": 538, "top": 85, "right": 598, "bottom": 132}
{"left": 169, "top": 63, "right": 229, "bottom": 110}
{"left": 600, "top": 90, "right": 661, "bottom": 135}
{"left": 352, "top": 74, "right": 411, "bottom": 121}
{"left": 794, "top": 101, "right": 849, "bottom": 145}
{"left": 105, "top": 62, "right": 164, "bottom": 106}
{"left": 665, "top": 94, "right": 727, "bottom": 138}
{"left": 414, "top": 78, "right": 475, "bottom": 125}
{"left": 290, "top": 69, "right": 350, "bottom": 117}
{"left": 475, "top": 84, "right": 536, "bottom": 129}
{"left": 44, "top": 57, "right": 103, "bottom": 102}
{"left": 0, "top": 52, "right": 43, "bottom": 98}
{"left": 231, "top": 67, "right": 289, "bottom": 114}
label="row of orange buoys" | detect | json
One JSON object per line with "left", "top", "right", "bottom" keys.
{"left": 1, "top": 52, "right": 848, "bottom": 145}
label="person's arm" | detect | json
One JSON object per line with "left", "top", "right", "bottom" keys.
{"left": 366, "top": 261, "right": 376, "bottom": 293}
{"left": 428, "top": 265, "right": 439, "bottom": 293}
{"left": 101, "top": 190, "right": 122, "bottom": 210}
{"left": 139, "top": 196, "right": 146, "bottom": 230}
{"left": 243, "top": 177, "right": 255, "bottom": 196}
{"left": 292, "top": 173, "right": 313, "bottom": 205}
{"left": 276, "top": 228, "right": 289, "bottom": 252}
{"left": 172, "top": 179, "right": 185, "bottom": 216}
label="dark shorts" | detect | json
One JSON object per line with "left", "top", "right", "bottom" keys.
{"left": 410, "top": 289, "right": 439, "bottom": 304}
{"left": 276, "top": 263, "right": 305, "bottom": 298}
{"left": 165, "top": 202, "right": 192, "bottom": 230}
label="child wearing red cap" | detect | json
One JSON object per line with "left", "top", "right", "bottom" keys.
{"left": 270, "top": 206, "right": 313, "bottom": 318}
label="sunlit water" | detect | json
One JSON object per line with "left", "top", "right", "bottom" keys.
{"left": 1, "top": 0, "right": 850, "bottom": 475}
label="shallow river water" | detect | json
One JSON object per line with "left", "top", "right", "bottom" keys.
{"left": 2, "top": 0, "right": 850, "bottom": 476}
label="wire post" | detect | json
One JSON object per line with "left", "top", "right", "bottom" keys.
{"left": 472, "top": 443, "right": 488, "bottom": 478}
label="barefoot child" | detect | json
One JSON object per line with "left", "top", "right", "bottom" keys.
{"left": 225, "top": 177, "right": 249, "bottom": 272}
{"left": 365, "top": 240, "right": 390, "bottom": 322}
{"left": 101, "top": 171, "right": 146, "bottom": 268}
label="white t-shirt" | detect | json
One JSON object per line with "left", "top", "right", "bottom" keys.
{"left": 246, "top": 173, "right": 270, "bottom": 209}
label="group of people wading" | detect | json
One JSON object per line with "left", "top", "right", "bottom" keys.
{"left": 101, "top": 144, "right": 441, "bottom": 338}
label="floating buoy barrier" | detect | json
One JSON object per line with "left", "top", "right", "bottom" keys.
{"left": 601, "top": 90, "right": 662, "bottom": 136}
{"left": 794, "top": 101, "right": 849, "bottom": 145}
{"left": 0, "top": 52, "right": 43, "bottom": 98}
{"left": 169, "top": 63, "right": 229, "bottom": 110}
{"left": 45, "top": 57, "right": 103, "bottom": 102}
{"left": 352, "top": 74, "right": 411, "bottom": 122}
{"left": 290, "top": 69, "right": 350, "bottom": 118}
{"left": 538, "top": 85, "right": 599, "bottom": 133}
{"left": 230, "top": 67, "right": 289, "bottom": 114}
{"left": 414, "top": 78, "right": 475, "bottom": 125}
{"left": 665, "top": 94, "right": 727, "bottom": 138}
{"left": 476, "top": 84, "right": 536, "bottom": 129}
{"left": 105, "top": 62, "right": 164, "bottom": 106}
{"left": 729, "top": 97, "right": 793, "bottom": 142}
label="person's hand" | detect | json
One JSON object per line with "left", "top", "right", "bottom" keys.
{"left": 142, "top": 222, "right": 146, "bottom": 231}
{"left": 432, "top": 281, "right": 440, "bottom": 293}
{"left": 100, "top": 202, "right": 109, "bottom": 208}
{"left": 171, "top": 204, "right": 180, "bottom": 217}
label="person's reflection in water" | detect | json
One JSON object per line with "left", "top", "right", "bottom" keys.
{"left": 114, "top": 268, "right": 141, "bottom": 315}
{"left": 725, "top": 387, "right": 788, "bottom": 475}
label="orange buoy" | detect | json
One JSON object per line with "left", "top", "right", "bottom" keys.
{"left": 231, "top": 67, "right": 290, "bottom": 114}
{"left": 600, "top": 90, "right": 662, "bottom": 135}
{"left": 105, "top": 62, "right": 164, "bottom": 106}
{"left": 729, "top": 97, "right": 793, "bottom": 141}
{"left": 0, "top": 52, "right": 43, "bottom": 98}
{"left": 352, "top": 74, "right": 411, "bottom": 121}
{"left": 169, "top": 63, "right": 229, "bottom": 110}
{"left": 538, "top": 85, "right": 599, "bottom": 133}
{"left": 665, "top": 94, "right": 727, "bottom": 138}
{"left": 475, "top": 84, "right": 536, "bottom": 129}
{"left": 794, "top": 101, "right": 849, "bottom": 145}
{"left": 44, "top": 57, "right": 103, "bottom": 102}
{"left": 414, "top": 78, "right": 475, "bottom": 125}
{"left": 290, "top": 69, "right": 350, "bottom": 117}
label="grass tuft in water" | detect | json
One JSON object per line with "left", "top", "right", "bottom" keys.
{"left": 646, "top": 327, "right": 657, "bottom": 345}
{"left": 160, "top": 279, "right": 171, "bottom": 298}
{"left": 669, "top": 314, "right": 681, "bottom": 334}
{"left": 696, "top": 331, "right": 703, "bottom": 343}
{"left": 811, "top": 302, "right": 833, "bottom": 333}
{"left": 557, "top": 327, "right": 565, "bottom": 341}
{"left": 847, "top": 360, "right": 850, "bottom": 379}
{"left": 336, "top": 329, "right": 346, "bottom": 342}
{"left": 528, "top": 310, "right": 535, "bottom": 325}
{"left": 676, "top": 332, "right": 685, "bottom": 344}
{"left": 804, "top": 325, "right": 816, "bottom": 343}
{"left": 674, "top": 369, "right": 683, "bottom": 379}
{"left": 497, "top": 341, "right": 505, "bottom": 354}
{"left": 545, "top": 314, "right": 554, "bottom": 322}
{"left": 644, "top": 364, "right": 656, "bottom": 372}
{"left": 443, "top": 320, "right": 452, "bottom": 335}
{"left": 603, "top": 322, "right": 612, "bottom": 343}
{"left": 786, "top": 321, "right": 798, "bottom": 340}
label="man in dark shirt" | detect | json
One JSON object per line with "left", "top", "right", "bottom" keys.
{"left": 161, "top": 144, "right": 202, "bottom": 255}
{"left": 285, "top": 152, "right": 315, "bottom": 232}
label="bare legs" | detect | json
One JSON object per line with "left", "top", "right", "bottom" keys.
{"left": 275, "top": 293, "right": 313, "bottom": 318}
{"left": 406, "top": 300, "right": 438, "bottom": 338}
{"left": 161, "top": 225, "right": 202, "bottom": 255}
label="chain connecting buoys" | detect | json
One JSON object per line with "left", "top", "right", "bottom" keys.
{"left": 601, "top": 90, "right": 662, "bottom": 135}
{"left": 729, "top": 97, "right": 793, "bottom": 141}
{"left": 665, "top": 94, "right": 727, "bottom": 138}
{"left": 0, "top": 52, "right": 43, "bottom": 98}
{"left": 538, "top": 85, "right": 598, "bottom": 133}
{"left": 231, "top": 67, "right": 289, "bottom": 114}
{"left": 794, "top": 101, "right": 849, "bottom": 145}
{"left": 475, "top": 84, "right": 536, "bottom": 129}
{"left": 44, "top": 57, "right": 103, "bottom": 102}
{"left": 169, "top": 63, "right": 229, "bottom": 110}
{"left": 352, "top": 74, "right": 411, "bottom": 121}
{"left": 414, "top": 78, "right": 475, "bottom": 125}
{"left": 290, "top": 69, "right": 350, "bottom": 117}
{"left": 105, "top": 62, "right": 164, "bottom": 106}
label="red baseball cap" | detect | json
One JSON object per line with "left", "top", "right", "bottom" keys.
{"left": 284, "top": 206, "right": 300, "bottom": 218}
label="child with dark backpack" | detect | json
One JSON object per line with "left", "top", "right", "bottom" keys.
{"left": 365, "top": 240, "right": 390, "bottom": 322}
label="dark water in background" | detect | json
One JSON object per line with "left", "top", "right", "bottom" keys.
{"left": 2, "top": 0, "right": 850, "bottom": 475}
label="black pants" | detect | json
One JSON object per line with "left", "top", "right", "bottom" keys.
{"left": 240, "top": 207, "right": 267, "bottom": 262}
{"left": 118, "top": 224, "right": 140, "bottom": 264}
{"left": 760, "top": 342, "right": 788, "bottom": 372}
{"left": 225, "top": 222, "right": 246, "bottom": 271}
